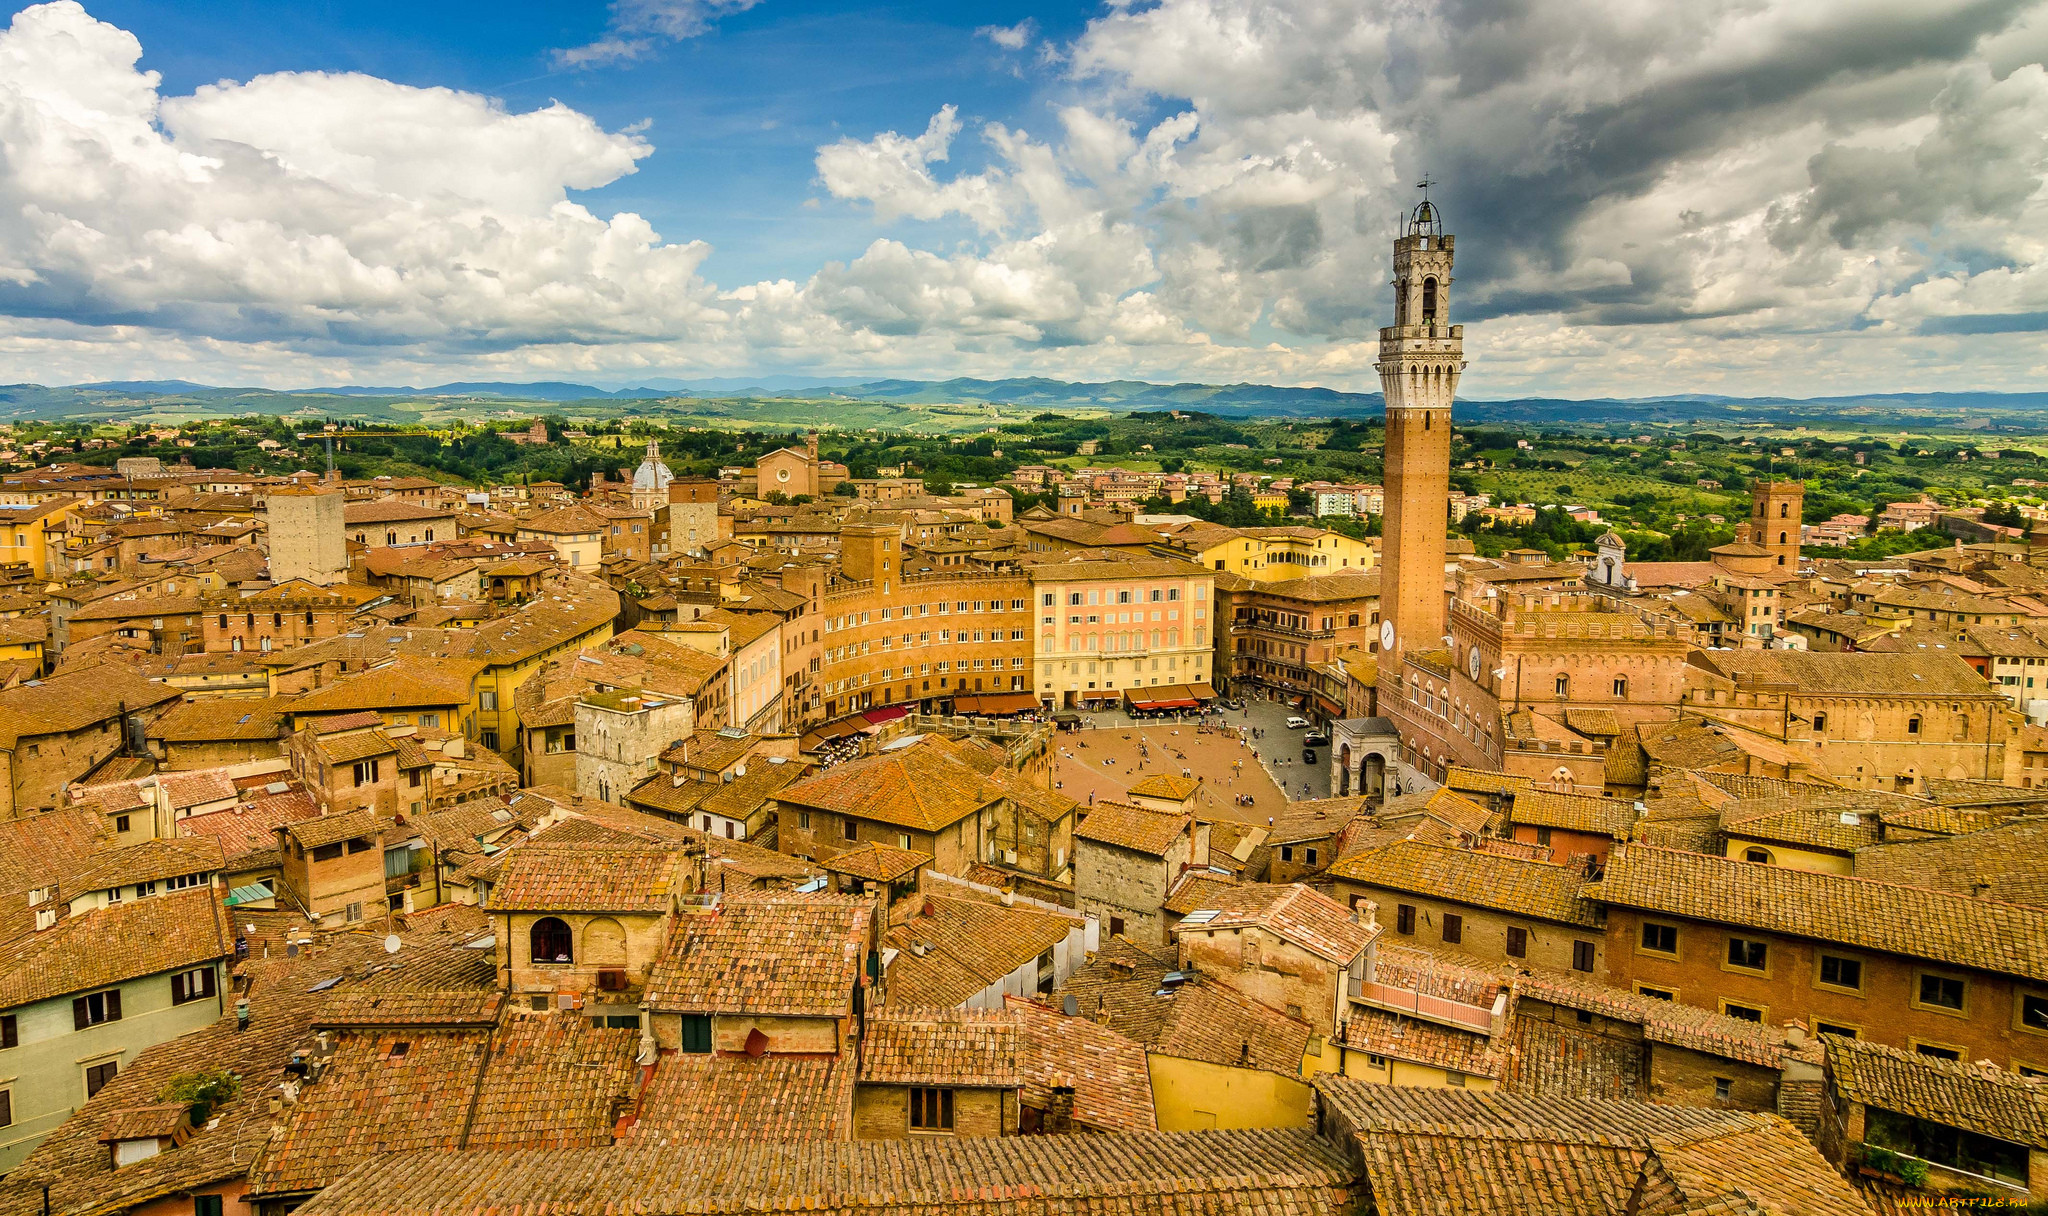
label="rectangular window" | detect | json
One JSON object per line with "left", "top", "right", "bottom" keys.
{"left": 1721, "top": 1001, "right": 1765, "bottom": 1023}
{"left": 1725, "top": 937, "right": 1768, "bottom": 972}
{"left": 679, "top": 1013, "right": 712, "bottom": 1054}
{"left": 0, "top": 1013, "right": 14, "bottom": 1049}
{"left": 1815, "top": 1022, "right": 1859, "bottom": 1039}
{"left": 1639, "top": 923, "right": 1678, "bottom": 955}
{"left": 171, "top": 967, "right": 217, "bottom": 1005}
{"left": 1713, "top": 1077, "right": 1732, "bottom": 1101}
{"left": 1637, "top": 985, "right": 1676, "bottom": 1001}
{"left": 1441, "top": 913, "right": 1463, "bottom": 945}
{"left": 194, "top": 1197, "right": 223, "bottom": 1216}
{"left": 843, "top": 819, "right": 859, "bottom": 841}
{"left": 73, "top": 989, "right": 122, "bottom": 1029}
{"left": 1914, "top": 1041, "right": 1962, "bottom": 1061}
{"left": 2022, "top": 994, "right": 2048, "bottom": 1033}
{"left": 352, "top": 759, "right": 380, "bottom": 785}
{"left": 1918, "top": 973, "right": 1966, "bottom": 1011}
{"left": 85, "top": 1060, "right": 117, "bottom": 1097}
{"left": 1396, "top": 904, "right": 1415, "bottom": 935}
{"left": 1505, "top": 927, "right": 1527, "bottom": 958}
{"left": 1572, "top": 940, "right": 1595, "bottom": 973}
{"left": 1818, "top": 955, "right": 1862, "bottom": 992}
{"left": 0, "top": 1087, "right": 9, "bottom": 1129}
{"left": 1109, "top": 916, "right": 1125, "bottom": 937}
{"left": 909, "top": 1086, "right": 955, "bottom": 1130}
{"left": 479, "top": 689, "right": 498, "bottom": 710}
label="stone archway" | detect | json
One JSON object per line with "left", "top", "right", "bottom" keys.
{"left": 1363, "top": 753, "right": 1385, "bottom": 798}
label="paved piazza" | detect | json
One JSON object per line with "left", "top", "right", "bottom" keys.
{"left": 1048, "top": 697, "right": 1334, "bottom": 827}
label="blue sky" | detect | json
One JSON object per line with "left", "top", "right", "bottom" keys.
{"left": 86, "top": 0, "right": 1095, "bottom": 287}
{"left": 0, "top": 0, "right": 2043, "bottom": 394}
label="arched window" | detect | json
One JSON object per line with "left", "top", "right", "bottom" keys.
{"left": 1778, "top": 531, "right": 1788, "bottom": 545}
{"left": 1813, "top": 712, "right": 1827, "bottom": 734}
{"left": 1612, "top": 676, "right": 1627, "bottom": 698}
{"left": 1745, "top": 847, "right": 1774, "bottom": 864}
{"left": 1554, "top": 673, "right": 1569, "bottom": 697}
{"left": 218, "top": 613, "right": 228, "bottom": 628}
{"left": 1421, "top": 277, "right": 1438, "bottom": 322}
{"left": 1780, "top": 503, "right": 1790, "bottom": 518}
{"left": 1907, "top": 715, "right": 1921, "bottom": 735}
{"left": 531, "top": 917, "right": 573, "bottom": 964}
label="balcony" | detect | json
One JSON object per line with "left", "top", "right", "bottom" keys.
{"left": 1349, "top": 978, "right": 1498, "bottom": 1034}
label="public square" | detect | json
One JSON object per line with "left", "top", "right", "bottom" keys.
{"left": 1050, "top": 696, "right": 1334, "bottom": 827}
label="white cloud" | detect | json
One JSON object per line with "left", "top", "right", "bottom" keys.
{"left": 1, "top": 0, "right": 2046, "bottom": 396}
{"left": 555, "top": 0, "right": 765, "bottom": 68}
{"left": 977, "top": 19, "right": 1036, "bottom": 51}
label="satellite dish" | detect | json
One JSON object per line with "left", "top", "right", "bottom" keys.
{"left": 383, "top": 934, "right": 401, "bottom": 955}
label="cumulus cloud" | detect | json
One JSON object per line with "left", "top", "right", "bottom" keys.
{"left": 555, "top": 0, "right": 765, "bottom": 68}
{"left": 1, "top": 0, "right": 2047, "bottom": 395}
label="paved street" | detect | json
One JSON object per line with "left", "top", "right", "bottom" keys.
{"left": 1050, "top": 694, "right": 1333, "bottom": 827}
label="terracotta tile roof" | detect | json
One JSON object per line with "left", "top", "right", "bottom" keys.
{"left": 1511, "top": 966, "right": 1812, "bottom": 1070}
{"left": 487, "top": 843, "right": 682, "bottom": 913}
{"left": 1444, "top": 767, "right": 1533, "bottom": 797}
{"left": 95, "top": 1103, "right": 189, "bottom": 1144}
{"left": 1339, "top": 1005, "right": 1502, "bottom": 1078}
{"left": 180, "top": 788, "right": 320, "bottom": 869}
{"left": 860, "top": 1006, "right": 1022, "bottom": 1088}
{"left": 1172, "top": 882, "right": 1377, "bottom": 964}
{"left": 65, "top": 836, "right": 223, "bottom": 893}
{"left": 623, "top": 1052, "right": 853, "bottom": 1143}
{"left": 643, "top": 894, "right": 870, "bottom": 1016}
{"left": 248, "top": 1029, "right": 493, "bottom": 1196}
{"left": 1074, "top": 800, "right": 1192, "bottom": 855}
{"left": 1162, "top": 870, "right": 1238, "bottom": 916}
{"left": 1690, "top": 648, "right": 1998, "bottom": 699}
{"left": 1318, "top": 1080, "right": 1870, "bottom": 1216}
{"left": 881, "top": 894, "right": 1080, "bottom": 1007}
{"left": 283, "top": 810, "right": 382, "bottom": 852}
{"left": 1367, "top": 943, "right": 1514, "bottom": 1010}
{"left": 1853, "top": 818, "right": 2048, "bottom": 906}
{"left": 1006, "top": 996, "right": 1157, "bottom": 1133}
{"left": 1057, "top": 939, "right": 1312, "bottom": 1075}
{"left": 1125, "top": 773, "right": 1200, "bottom": 802}
{"left": 0, "top": 663, "right": 180, "bottom": 745}
{"left": 774, "top": 737, "right": 1002, "bottom": 831}
{"left": 314, "top": 990, "right": 505, "bottom": 1029}
{"left": 148, "top": 695, "right": 291, "bottom": 742}
{"left": 0, "top": 924, "right": 479, "bottom": 1216}
{"left": 296, "top": 1129, "right": 1357, "bottom": 1216}
{"left": 1594, "top": 844, "right": 2048, "bottom": 983}
{"left": 1507, "top": 789, "right": 1639, "bottom": 840}
{"left": 464, "top": 1015, "right": 642, "bottom": 1149}
{"left": 1263, "top": 798, "right": 1370, "bottom": 845}
{"left": 0, "top": 887, "right": 228, "bottom": 1009}
{"left": 312, "top": 729, "right": 400, "bottom": 765}
{"left": 821, "top": 841, "right": 930, "bottom": 882}
{"left": 1326, "top": 840, "right": 1599, "bottom": 927}
{"left": 1719, "top": 800, "right": 1882, "bottom": 854}
{"left": 1825, "top": 1034, "right": 2048, "bottom": 1149}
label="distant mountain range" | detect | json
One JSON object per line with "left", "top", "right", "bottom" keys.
{"left": 3, "top": 377, "right": 2048, "bottom": 429}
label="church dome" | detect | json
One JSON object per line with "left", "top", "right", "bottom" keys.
{"left": 632, "top": 440, "right": 673, "bottom": 492}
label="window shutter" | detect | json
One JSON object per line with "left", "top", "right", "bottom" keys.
{"left": 202, "top": 967, "right": 217, "bottom": 999}
{"left": 73, "top": 996, "right": 89, "bottom": 1030}
{"left": 171, "top": 973, "right": 187, "bottom": 1003}
{"left": 106, "top": 989, "right": 122, "bottom": 1021}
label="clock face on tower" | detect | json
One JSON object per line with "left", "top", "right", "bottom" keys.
{"left": 1380, "top": 620, "right": 1395, "bottom": 652}
{"left": 1468, "top": 646, "right": 1482, "bottom": 681}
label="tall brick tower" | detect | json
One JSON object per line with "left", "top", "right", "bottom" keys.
{"left": 1376, "top": 190, "right": 1464, "bottom": 680}
{"left": 1751, "top": 479, "right": 1804, "bottom": 571}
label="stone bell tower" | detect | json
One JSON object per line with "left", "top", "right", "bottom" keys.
{"left": 1376, "top": 189, "right": 1465, "bottom": 679}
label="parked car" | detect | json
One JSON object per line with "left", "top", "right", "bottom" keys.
{"left": 1285, "top": 716, "right": 1311, "bottom": 729}
{"left": 1302, "top": 748, "right": 1318, "bottom": 764}
{"left": 1303, "top": 731, "right": 1331, "bottom": 747}
{"left": 1221, "top": 698, "right": 1245, "bottom": 711}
